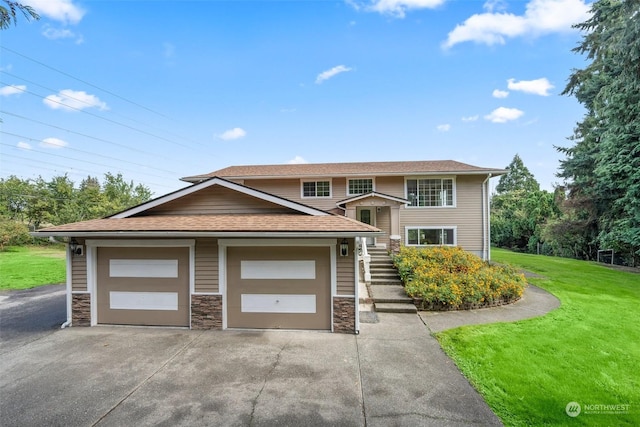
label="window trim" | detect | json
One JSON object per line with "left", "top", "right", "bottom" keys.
{"left": 300, "top": 178, "right": 332, "bottom": 199}
{"left": 346, "top": 177, "right": 375, "bottom": 196}
{"left": 405, "top": 226, "right": 457, "bottom": 246}
{"left": 404, "top": 176, "right": 456, "bottom": 208}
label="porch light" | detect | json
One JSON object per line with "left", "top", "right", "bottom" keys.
{"left": 340, "top": 239, "right": 349, "bottom": 257}
{"left": 69, "top": 238, "right": 82, "bottom": 256}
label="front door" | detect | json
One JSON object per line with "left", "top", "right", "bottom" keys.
{"left": 358, "top": 208, "right": 375, "bottom": 245}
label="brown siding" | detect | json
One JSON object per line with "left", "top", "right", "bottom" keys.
{"left": 145, "top": 185, "right": 296, "bottom": 215}
{"left": 195, "top": 238, "right": 219, "bottom": 293}
{"left": 336, "top": 239, "right": 355, "bottom": 295}
{"left": 399, "top": 175, "right": 484, "bottom": 252}
{"left": 71, "top": 252, "right": 87, "bottom": 292}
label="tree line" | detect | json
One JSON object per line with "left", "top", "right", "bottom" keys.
{"left": 492, "top": 0, "right": 639, "bottom": 267}
{"left": 0, "top": 174, "right": 152, "bottom": 248}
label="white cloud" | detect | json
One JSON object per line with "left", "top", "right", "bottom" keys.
{"left": 288, "top": 156, "right": 308, "bottom": 164}
{"left": 41, "top": 24, "right": 83, "bottom": 43}
{"left": 484, "top": 107, "right": 524, "bottom": 123}
{"left": 507, "top": 77, "right": 554, "bottom": 96}
{"left": 492, "top": 89, "right": 509, "bottom": 98}
{"left": 483, "top": 0, "right": 508, "bottom": 13}
{"left": 43, "top": 89, "right": 108, "bottom": 111}
{"left": 217, "top": 128, "right": 247, "bottom": 141}
{"left": 462, "top": 115, "right": 479, "bottom": 122}
{"left": 436, "top": 124, "right": 451, "bottom": 132}
{"left": 443, "top": 0, "right": 591, "bottom": 48}
{"left": 0, "top": 85, "right": 26, "bottom": 96}
{"left": 315, "top": 65, "right": 353, "bottom": 84}
{"left": 40, "top": 137, "right": 68, "bottom": 149}
{"left": 17, "top": 141, "right": 32, "bottom": 150}
{"left": 28, "top": 0, "right": 85, "bottom": 24}
{"left": 349, "top": 0, "right": 445, "bottom": 18}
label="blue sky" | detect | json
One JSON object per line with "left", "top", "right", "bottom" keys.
{"left": 1, "top": 0, "right": 591, "bottom": 195}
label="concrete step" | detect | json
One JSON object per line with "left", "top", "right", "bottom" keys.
{"left": 374, "top": 302, "right": 417, "bottom": 313}
{"left": 370, "top": 279, "right": 403, "bottom": 286}
{"left": 370, "top": 285, "right": 412, "bottom": 303}
{"left": 371, "top": 269, "right": 400, "bottom": 279}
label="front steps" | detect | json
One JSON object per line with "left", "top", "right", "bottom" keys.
{"left": 367, "top": 247, "right": 417, "bottom": 314}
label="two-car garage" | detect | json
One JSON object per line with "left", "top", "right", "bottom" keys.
{"left": 93, "top": 242, "right": 332, "bottom": 330}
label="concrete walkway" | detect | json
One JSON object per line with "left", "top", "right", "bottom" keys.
{"left": 417, "top": 284, "right": 560, "bottom": 333}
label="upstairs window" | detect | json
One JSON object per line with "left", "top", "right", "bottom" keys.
{"left": 406, "top": 178, "right": 454, "bottom": 207}
{"left": 406, "top": 227, "right": 456, "bottom": 246}
{"left": 302, "top": 180, "right": 331, "bottom": 198}
{"left": 347, "top": 178, "right": 373, "bottom": 196}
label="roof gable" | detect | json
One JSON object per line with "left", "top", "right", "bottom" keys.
{"left": 112, "top": 177, "right": 329, "bottom": 219}
{"left": 337, "top": 191, "right": 409, "bottom": 206}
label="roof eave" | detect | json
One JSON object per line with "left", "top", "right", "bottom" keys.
{"left": 182, "top": 169, "right": 507, "bottom": 182}
{"left": 31, "top": 230, "right": 384, "bottom": 238}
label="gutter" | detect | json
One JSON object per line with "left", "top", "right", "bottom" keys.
{"left": 482, "top": 173, "right": 492, "bottom": 261}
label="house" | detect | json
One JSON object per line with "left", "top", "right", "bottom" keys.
{"left": 182, "top": 160, "right": 504, "bottom": 259}
{"left": 34, "top": 160, "right": 504, "bottom": 333}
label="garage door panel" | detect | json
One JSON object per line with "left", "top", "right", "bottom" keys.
{"left": 97, "top": 247, "right": 190, "bottom": 327}
{"left": 227, "top": 247, "right": 331, "bottom": 330}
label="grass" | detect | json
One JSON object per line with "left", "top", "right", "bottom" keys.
{"left": 437, "top": 248, "right": 640, "bottom": 426}
{"left": 0, "top": 245, "right": 66, "bottom": 290}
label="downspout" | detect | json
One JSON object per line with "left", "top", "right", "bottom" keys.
{"left": 482, "top": 174, "right": 492, "bottom": 261}
{"left": 61, "top": 242, "right": 72, "bottom": 328}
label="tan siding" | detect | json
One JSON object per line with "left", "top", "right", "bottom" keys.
{"left": 71, "top": 254, "right": 87, "bottom": 292}
{"left": 375, "top": 176, "right": 405, "bottom": 198}
{"left": 195, "top": 238, "right": 218, "bottom": 293}
{"left": 376, "top": 207, "right": 391, "bottom": 247}
{"left": 399, "top": 175, "right": 484, "bottom": 252}
{"left": 145, "top": 186, "right": 295, "bottom": 215}
{"left": 336, "top": 239, "right": 355, "bottom": 295}
{"left": 243, "top": 178, "right": 348, "bottom": 211}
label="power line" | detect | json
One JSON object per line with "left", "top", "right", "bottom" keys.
{"left": 2, "top": 153, "right": 177, "bottom": 190}
{"left": 0, "top": 140, "right": 174, "bottom": 181}
{"left": 1, "top": 46, "right": 171, "bottom": 119}
{"left": 0, "top": 125, "right": 178, "bottom": 174}
{"left": 0, "top": 81, "right": 195, "bottom": 149}
{"left": 1, "top": 70, "right": 208, "bottom": 148}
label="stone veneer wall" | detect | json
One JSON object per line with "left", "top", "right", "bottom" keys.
{"left": 72, "top": 293, "right": 91, "bottom": 326}
{"left": 333, "top": 297, "right": 356, "bottom": 334}
{"left": 191, "top": 295, "right": 223, "bottom": 330}
{"left": 390, "top": 236, "right": 401, "bottom": 255}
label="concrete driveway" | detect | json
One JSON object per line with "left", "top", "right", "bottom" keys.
{"left": 0, "top": 310, "right": 501, "bottom": 427}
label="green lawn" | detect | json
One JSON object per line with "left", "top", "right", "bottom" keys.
{"left": 0, "top": 246, "right": 66, "bottom": 290}
{"left": 437, "top": 248, "right": 640, "bottom": 426}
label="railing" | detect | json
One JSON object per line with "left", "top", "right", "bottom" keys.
{"left": 358, "top": 237, "right": 371, "bottom": 283}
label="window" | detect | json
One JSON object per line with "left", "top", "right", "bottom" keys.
{"left": 302, "top": 180, "right": 331, "bottom": 198}
{"left": 406, "top": 178, "right": 454, "bottom": 207}
{"left": 406, "top": 227, "right": 455, "bottom": 246}
{"left": 347, "top": 178, "right": 373, "bottom": 195}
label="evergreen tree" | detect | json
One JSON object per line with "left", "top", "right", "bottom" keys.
{"left": 495, "top": 154, "right": 540, "bottom": 194}
{"left": 559, "top": 0, "right": 640, "bottom": 264}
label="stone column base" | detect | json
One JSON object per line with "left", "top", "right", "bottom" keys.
{"left": 72, "top": 293, "right": 91, "bottom": 326}
{"left": 191, "top": 295, "right": 223, "bottom": 330}
{"left": 333, "top": 297, "right": 356, "bottom": 334}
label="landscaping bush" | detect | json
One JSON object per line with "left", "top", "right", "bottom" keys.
{"left": 393, "top": 246, "right": 527, "bottom": 309}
